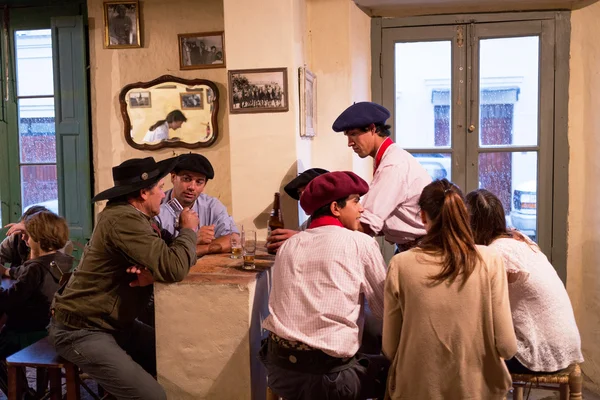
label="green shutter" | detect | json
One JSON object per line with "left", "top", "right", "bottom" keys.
{"left": 51, "top": 16, "right": 92, "bottom": 260}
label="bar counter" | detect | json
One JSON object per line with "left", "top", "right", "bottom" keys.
{"left": 155, "top": 248, "right": 274, "bottom": 400}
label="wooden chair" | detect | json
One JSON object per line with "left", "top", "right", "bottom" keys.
{"left": 6, "top": 336, "right": 80, "bottom": 400}
{"left": 511, "top": 364, "right": 583, "bottom": 400}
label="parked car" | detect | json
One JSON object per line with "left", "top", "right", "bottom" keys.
{"left": 413, "top": 153, "right": 451, "bottom": 181}
{"left": 510, "top": 180, "right": 537, "bottom": 239}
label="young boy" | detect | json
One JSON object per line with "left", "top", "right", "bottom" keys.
{"left": 260, "top": 171, "right": 389, "bottom": 400}
{"left": 0, "top": 210, "right": 73, "bottom": 395}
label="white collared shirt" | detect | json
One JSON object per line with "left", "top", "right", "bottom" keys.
{"left": 262, "top": 225, "right": 387, "bottom": 358}
{"left": 360, "top": 143, "right": 431, "bottom": 244}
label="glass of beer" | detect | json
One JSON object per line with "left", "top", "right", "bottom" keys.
{"left": 230, "top": 222, "right": 242, "bottom": 259}
{"left": 242, "top": 230, "right": 257, "bottom": 270}
{"left": 165, "top": 198, "right": 184, "bottom": 228}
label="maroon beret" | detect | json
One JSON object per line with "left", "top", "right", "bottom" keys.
{"left": 300, "top": 171, "right": 369, "bottom": 215}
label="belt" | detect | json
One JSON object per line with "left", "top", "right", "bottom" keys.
{"left": 261, "top": 335, "right": 354, "bottom": 374}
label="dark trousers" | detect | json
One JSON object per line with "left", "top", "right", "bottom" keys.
{"left": 48, "top": 319, "right": 165, "bottom": 400}
{"left": 259, "top": 337, "right": 389, "bottom": 400}
{"left": 505, "top": 357, "right": 561, "bottom": 375}
{"left": 359, "top": 303, "right": 382, "bottom": 355}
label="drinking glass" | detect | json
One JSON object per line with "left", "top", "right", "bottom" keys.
{"left": 165, "top": 198, "right": 184, "bottom": 227}
{"left": 230, "top": 222, "right": 242, "bottom": 259}
{"left": 242, "top": 229, "right": 257, "bottom": 270}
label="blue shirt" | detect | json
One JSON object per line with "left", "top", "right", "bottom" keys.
{"left": 156, "top": 189, "right": 238, "bottom": 238}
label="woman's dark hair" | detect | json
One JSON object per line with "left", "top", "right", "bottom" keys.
{"left": 19, "top": 205, "right": 49, "bottom": 222}
{"left": 311, "top": 197, "right": 348, "bottom": 219}
{"left": 466, "top": 189, "right": 532, "bottom": 246}
{"left": 148, "top": 110, "right": 187, "bottom": 132}
{"left": 360, "top": 123, "right": 391, "bottom": 137}
{"left": 418, "top": 179, "right": 482, "bottom": 285}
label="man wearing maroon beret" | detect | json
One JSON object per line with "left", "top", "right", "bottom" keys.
{"left": 260, "top": 171, "right": 389, "bottom": 400}
{"left": 333, "top": 101, "right": 431, "bottom": 251}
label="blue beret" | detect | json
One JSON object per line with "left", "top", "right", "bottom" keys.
{"left": 332, "top": 102, "right": 391, "bottom": 132}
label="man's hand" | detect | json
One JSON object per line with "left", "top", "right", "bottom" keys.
{"left": 127, "top": 266, "right": 154, "bottom": 287}
{"left": 179, "top": 207, "right": 199, "bottom": 231}
{"left": 266, "top": 229, "right": 299, "bottom": 252}
{"left": 4, "top": 222, "right": 25, "bottom": 237}
{"left": 1, "top": 266, "right": 10, "bottom": 278}
{"left": 197, "top": 225, "right": 215, "bottom": 245}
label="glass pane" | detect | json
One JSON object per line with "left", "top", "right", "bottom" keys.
{"left": 19, "top": 98, "right": 56, "bottom": 163}
{"left": 20, "top": 165, "right": 58, "bottom": 213}
{"left": 479, "top": 36, "right": 539, "bottom": 147}
{"left": 395, "top": 41, "right": 452, "bottom": 149}
{"left": 413, "top": 153, "right": 451, "bottom": 181}
{"left": 15, "top": 29, "right": 54, "bottom": 97}
{"left": 478, "top": 151, "right": 538, "bottom": 241}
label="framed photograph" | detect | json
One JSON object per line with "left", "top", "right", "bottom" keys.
{"left": 229, "top": 68, "right": 288, "bottom": 114}
{"left": 103, "top": 1, "right": 141, "bottom": 49}
{"left": 299, "top": 67, "right": 316, "bottom": 137}
{"left": 180, "top": 91, "right": 204, "bottom": 110}
{"left": 178, "top": 31, "right": 226, "bottom": 70}
{"left": 128, "top": 91, "right": 151, "bottom": 108}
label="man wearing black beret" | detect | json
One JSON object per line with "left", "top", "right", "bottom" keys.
{"left": 266, "top": 167, "right": 328, "bottom": 253}
{"left": 261, "top": 171, "right": 389, "bottom": 400}
{"left": 333, "top": 101, "right": 431, "bottom": 251}
{"left": 156, "top": 153, "right": 239, "bottom": 256}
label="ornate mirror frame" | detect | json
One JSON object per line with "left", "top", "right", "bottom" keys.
{"left": 119, "top": 75, "right": 219, "bottom": 150}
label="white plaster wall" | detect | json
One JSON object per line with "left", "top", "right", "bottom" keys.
{"left": 155, "top": 283, "right": 253, "bottom": 399}
{"left": 86, "top": 0, "right": 232, "bottom": 215}
{"left": 224, "top": 0, "right": 307, "bottom": 238}
{"left": 568, "top": 2, "right": 600, "bottom": 392}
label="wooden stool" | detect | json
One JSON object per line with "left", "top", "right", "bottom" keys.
{"left": 511, "top": 364, "right": 583, "bottom": 400}
{"left": 6, "top": 336, "right": 80, "bottom": 400}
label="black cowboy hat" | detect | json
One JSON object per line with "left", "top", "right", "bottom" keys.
{"left": 92, "top": 157, "right": 178, "bottom": 202}
{"left": 284, "top": 168, "right": 329, "bottom": 201}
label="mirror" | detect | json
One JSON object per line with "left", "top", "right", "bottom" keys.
{"left": 119, "top": 75, "right": 219, "bottom": 150}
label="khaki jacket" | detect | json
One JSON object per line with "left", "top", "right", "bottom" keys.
{"left": 52, "top": 201, "right": 197, "bottom": 331}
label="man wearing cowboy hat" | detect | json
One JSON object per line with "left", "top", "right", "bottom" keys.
{"left": 260, "top": 171, "right": 389, "bottom": 400}
{"left": 266, "top": 167, "right": 328, "bottom": 253}
{"left": 156, "top": 153, "right": 239, "bottom": 256}
{"left": 333, "top": 101, "right": 431, "bottom": 251}
{"left": 49, "top": 157, "right": 199, "bottom": 400}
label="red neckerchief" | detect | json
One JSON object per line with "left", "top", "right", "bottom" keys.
{"left": 308, "top": 216, "right": 344, "bottom": 229}
{"left": 374, "top": 137, "right": 394, "bottom": 172}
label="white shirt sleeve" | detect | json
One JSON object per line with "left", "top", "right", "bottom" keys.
{"left": 360, "top": 164, "right": 408, "bottom": 235}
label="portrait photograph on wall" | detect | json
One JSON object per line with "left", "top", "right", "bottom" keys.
{"left": 129, "top": 91, "right": 151, "bottom": 108}
{"left": 299, "top": 67, "right": 316, "bottom": 137}
{"left": 103, "top": 1, "right": 141, "bottom": 48}
{"left": 180, "top": 91, "right": 204, "bottom": 110}
{"left": 229, "top": 67, "right": 288, "bottom": 114}
{"left": 178, "top": 31, "right": 226, "bottom": 70}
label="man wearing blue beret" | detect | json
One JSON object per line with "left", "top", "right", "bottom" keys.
{"left": 332, "top": 101, "right": 432, "bottom": 251}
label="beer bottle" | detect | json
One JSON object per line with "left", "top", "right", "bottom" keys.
{"left": 267, "top": 192, "right": 284, "bottom": 255}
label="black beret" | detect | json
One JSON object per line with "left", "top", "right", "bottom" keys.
{"left": 332, "top": 101, "right": 391, "bottom": 132}
{"left": 284, "top": 168, "right": 329, "bottom": 200}
{"left": 300, "top": 171, "right": 369, "bottom": 216}
{"left": 173, "top": 153, "right": 215, "bottom": 179}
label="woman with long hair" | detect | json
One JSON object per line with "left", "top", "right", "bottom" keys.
{"left": 383, "top": 179, "right": 517, "bottom": 399}
{"left": 466, "top": 189, "right": 583, "bottom": 374}
{"left": 142, "top": 109, "right": 187, "bottom": 143}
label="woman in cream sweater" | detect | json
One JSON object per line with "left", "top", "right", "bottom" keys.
{"left": 383, "top": 179, "right": 517, "bottom": 399}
